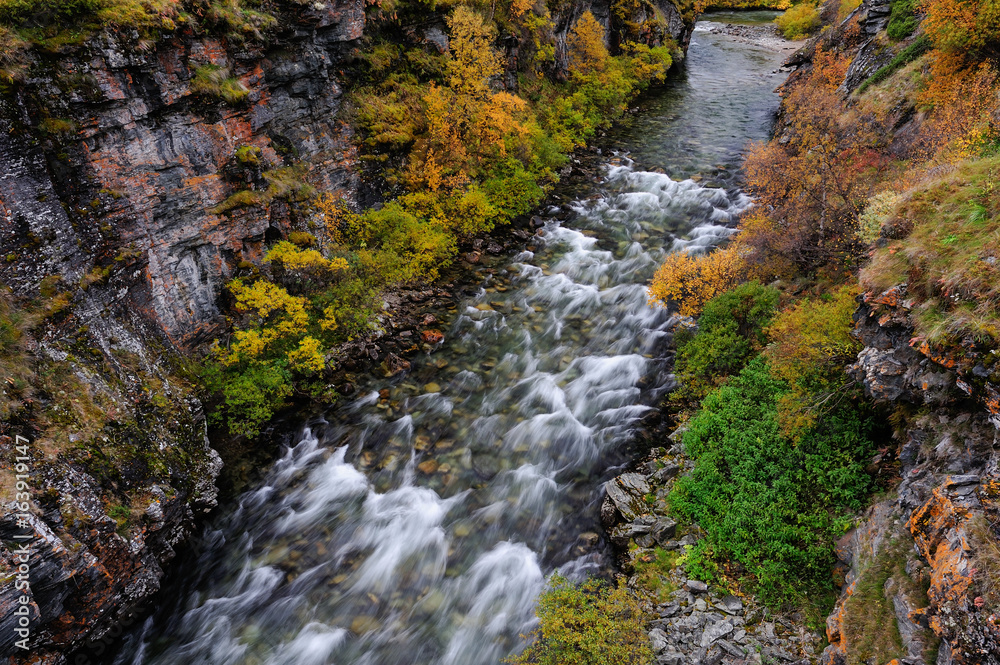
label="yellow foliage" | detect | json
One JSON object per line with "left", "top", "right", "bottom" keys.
{"left": 223, "top": 328, "right": 273, "bottom": 365}
{"left": 264, "top": 240, "right": 349, "bottom": 273}
{"left": 230, "top": 279, "right": 307, "bottom": 324}
{"left": 319, "top": 305, "right": 339, "bottom": 332}
{"left": 317, "top": 194, "right": 367, "bottom": 246}
{"left": 287, "top": 336, "right": 325, "bottom": 373}
{"left": 567, "top": 11, "right": 609, "bottom": 75}
{"left": 510, "top": 0, "right": 533, "bottom": 18}
{"left": 763, "top": 284, "right": 862, "bottom": 438}
{"left": 476, "top": 92, "right": 531, "bottom": 159}
{"left": 407, "top": 84, "right": 470, "bottom": 191}
{"left": 446, "top": 5, "right": 503, "bottom": 99}
{"left": 647, "top": 244, "right": 751, "bottom": 317}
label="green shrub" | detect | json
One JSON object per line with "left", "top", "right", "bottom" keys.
{"left": 775, "top": 3, "right": 821, "bottom": 40}
{"left": 505, "top": 574, "right": 652, "bottom": 665}
{"left": 204, "top": 0, "right": 276, "bottom": 43}
{"left": 38, "top": 117, "right": 76, "bottom": 135}
{"left": 672, "top": 282, "right": 781, "bottom": 405}
{"left": 669, "top": 357, "right": 877, "bottom": 609}
{"left": 886, "top": 0, "right": 918, "bottom": 41}
{"left": 763, "top": 284, "right": 863, "bottom": 438}
{"left": 204, "top": 360, "right": 293, "bottom": 438}
{"left": 190, "top": 64, "right": 249, "bottom": 104}
{"left": 235, "top": 145, "right": 262, "bottom": 165}
{"left": 856, "top": 37, "right": 931, "bottom": 95}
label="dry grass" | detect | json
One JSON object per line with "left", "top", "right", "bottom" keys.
{"left": 968, "top": 513, "right": 1000, "bottom": 613}
{"left": 190, "top": 64, "right": 250, "bottom": 104}
{"left": 841, "top": 536, "right": 908, "bottom": 665}
{"left": 861, "top": 156, "right": 1000, "bottom": 344}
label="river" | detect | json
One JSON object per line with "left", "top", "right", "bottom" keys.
{"left": 106, "top": 12, "right": 792, "bottom": 665}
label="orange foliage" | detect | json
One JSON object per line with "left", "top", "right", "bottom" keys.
{"left": 742, "top": 48, "right": 887, "bottom": 271}
{"left": 648, "top": 244, "right": 751, "bottom": 317}
{"left": 405, "top": 6, "right": 537, "bottom": 196}
{"left": 921, "top": 0, "right": 1000, "bottom": 57}
{"left": 916, "top": 52, "right": 1000, "bottom": 160}
{"left": 567, "top": 11, "right": 609, "bottom": 75}
{"left": 407, "top": 84, "right": 470, "bottom": 191}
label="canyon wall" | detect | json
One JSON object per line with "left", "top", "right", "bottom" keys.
{"left": 0, "top": 0, "right": 695, "bottom": 661}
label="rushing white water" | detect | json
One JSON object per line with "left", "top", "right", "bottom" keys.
{"left": 107, "top": 16, "right": 792, "bottom": 665}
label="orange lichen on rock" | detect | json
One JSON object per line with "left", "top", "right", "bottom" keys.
{"left": 822, "top": 578, "right": 856, "bottom": 663}
{"left": 907, "top": 483, "right": 976, "bottom": 636}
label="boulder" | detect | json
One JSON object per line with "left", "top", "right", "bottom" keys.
{"left": 604, "top": 473, "right": 651, "bottom": 522}
{"left": 652, "top": 518, "right": 678, "bottom": 546}
{"left": 701, "top": 620, "right": 734, "bottom": 647}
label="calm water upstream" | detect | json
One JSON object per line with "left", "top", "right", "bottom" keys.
{"left": 108, "top": 12, "right": 790, "bottom": 665}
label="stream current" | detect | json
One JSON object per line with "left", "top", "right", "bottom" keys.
{"left": 108, "top": 12, "right": 792, "bottom": 665}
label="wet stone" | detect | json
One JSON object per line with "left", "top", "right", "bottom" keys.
{"left": 351, "top": 616, "right": 380, "bottom": 634}
{"left": 604, "top": 473, "right": 652, "bottom": 521}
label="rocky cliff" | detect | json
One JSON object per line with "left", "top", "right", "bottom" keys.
{"left": 0, "top": 0, "right": 696, "bottom": 661}
{"left": 0, "top": 2, "right": 367, "bottom": 660}
{"left": 817, "top": 289, "right": 1000, "bottom": 665}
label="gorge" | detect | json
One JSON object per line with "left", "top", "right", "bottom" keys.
{"left": 3, "top": 0, "right": 1000, "bottom": 664}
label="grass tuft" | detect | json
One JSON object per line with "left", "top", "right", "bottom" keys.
{"left": 190, "top": 63, "right": 250, "bottom": 104}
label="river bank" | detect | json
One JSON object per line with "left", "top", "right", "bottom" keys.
{"left": 88, "top": 11, "right": 806, "bottom": 665}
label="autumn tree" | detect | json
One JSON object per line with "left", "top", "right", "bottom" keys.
{"left": 447, "top": 5, "right": 503, "bottom": 99}
{"left": 741, "top": 48, "right": 888, "bottom": 272}
{"left": 921, "top": 0, "right": 1000, "bottom": 58}
{"left": 567, "top": 11, "right": 609, "bottom": 75}
{"left": 648, "top": 244, "right": 751, "bottom": 317}
{"left": 910, "top": 0, "right": 1000, "bottom": 162}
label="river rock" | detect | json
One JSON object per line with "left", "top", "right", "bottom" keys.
{"left": 648, "top": 627, "right": 669, "bottom": 653}
{"left": 657, "top": 652, "right": 685, "bottom": 665}
{"left": 701, "top": 620, "right": 734, "bottom": 646}
{"left": 382, "top": 353, "right": 411, "bottom": 377}
{"left": 650, "top": 463, "right": 681, "bottom": 484}
{"left": 651, "top": 518, "right": 677, "bottom": 546}
{"left": 604, "top": 473, "right": 651, "bottom": 522}
{"left": 421, "top": 329, "right": 445, "bottom": 344}
{"left": 717, "top": 595, "right": 743, "bottom": 614}
{"left": 351, "top": 616, "right": 380, "bottom": 634}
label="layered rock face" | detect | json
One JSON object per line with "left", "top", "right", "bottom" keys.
{"left": 820, "top": 291, "right": 1000, "bottom": 665}
{"left": 0, "top": 0, "right": 364, "bottom": 348}
{"left": 0, "top": 2, "right": 365, "bottom": 662}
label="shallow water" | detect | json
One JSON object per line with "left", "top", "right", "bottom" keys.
{"left": 106, "top": 13, "right": 791, "bottom": 665}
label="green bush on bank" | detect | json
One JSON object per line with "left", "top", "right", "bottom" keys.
{"left": 670, "top": 357, "right": 878, "bottom": 609}
{"left": 671, "top": 282, "right": 780, "bottom": 405}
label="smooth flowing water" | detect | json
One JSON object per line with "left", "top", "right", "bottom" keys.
{"left": 109, "top": 13, "right": 790, "bottom": 665}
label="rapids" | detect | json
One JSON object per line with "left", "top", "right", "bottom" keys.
{"left": 106, "top": 12, "right": 792, "bottom": 665}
